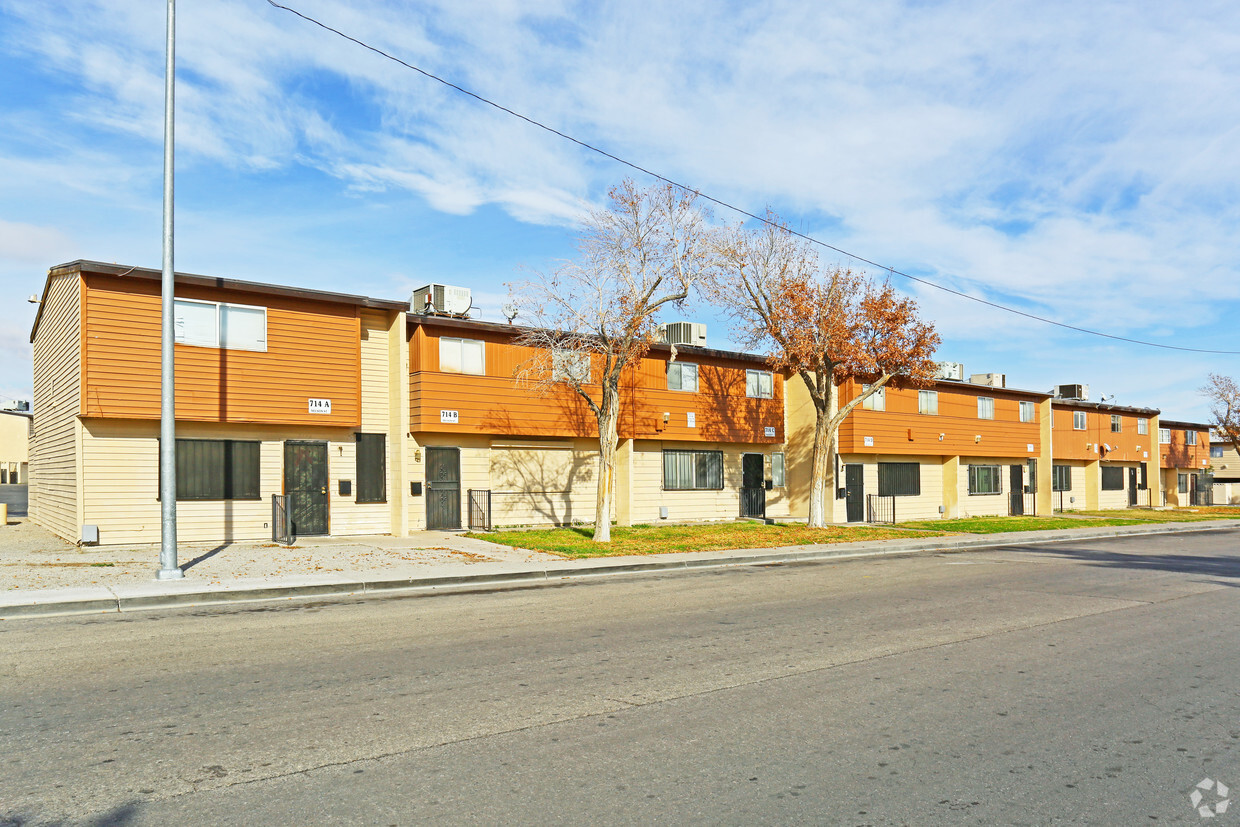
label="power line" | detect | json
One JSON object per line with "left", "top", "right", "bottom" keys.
{"left": 266, "top": 0, "right": 1240, "bottom": 356}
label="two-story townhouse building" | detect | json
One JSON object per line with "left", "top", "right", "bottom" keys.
{"left": 27, "top": 262, "right": 788, "bottom": 543}
{"left": 1047, "top": 400, "right": 1160, "bottom": 511}
{"left": 786, "top": 376, "right": 1053, "bottom": 522}
{"left": 1157, "top": 419, "right": 1212, "bottom": 506}
{"left": 28, "top": 261, "right": 410, "bottom": 544}
{"left": 405, "top": 315, "right": 788, "bottom": 530}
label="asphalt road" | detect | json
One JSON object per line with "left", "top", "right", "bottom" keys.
{"left": 3, "top": 529, "right": 1240, "bottom": 825}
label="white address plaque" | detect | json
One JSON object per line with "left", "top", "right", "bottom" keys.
{"left": 440, "top": 410, "right": 460, "bottom": 424}
{"left": 308, "top": 398, "right": 332, "bottom": 414}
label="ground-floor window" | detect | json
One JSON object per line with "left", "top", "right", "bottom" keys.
{"left": 770, "top": 452, "right": 785, "bottom": 487}
{"left": 355, "top": 433, "right": 387, "bottom": 503}
{"left": 1101, "top": 466, "right": 1124, "bottom": 490}
{"left": 1052, "top": 465, "right": 1072, "bottom": 491}
{"left": 663, "top": 450, "right": 724, "bottom": 490}
{"left": 1178, "top": 473, "right": 1189, "bottom": 494}
{"left": 170, "top": 439, "right": 260, "bottom": 500}
{"left": 878, "top": 462, "right": 920, "bottom": 496}
{"left": 967, "top": 465, "right": 1001, "bottom": 495}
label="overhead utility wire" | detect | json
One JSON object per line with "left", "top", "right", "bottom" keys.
{"left": 266, "top": 0, "right": 1240, "bottom": 356}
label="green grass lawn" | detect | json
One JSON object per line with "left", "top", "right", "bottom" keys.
{"left": 898, "top": 515, "right": 1146, "bottom": 534}
{"left": 468, "top": 521, "right": 949, "bottom": 559}
{"left": 1072, "top": 508, "right": 1240, "bottom": 522}
{"left": 469, "top": 508, "right": 1240, "bottom": 558}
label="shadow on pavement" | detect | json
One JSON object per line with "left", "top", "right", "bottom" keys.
{"left": 1004, "top": 534, "right": 1240, "bottom": 582}
{"left": 181, "top": 542, "right": 234, "bottom": 572}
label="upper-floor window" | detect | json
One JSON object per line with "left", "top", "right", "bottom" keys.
{"left": 977, "top": 397, "right": 995, "bottom": 420}
{"left": 440, "top": 337, "right": 485, "bottom": 375}
{"left": 667, "top": 362, "right": 698, "bottom": 392}
{"left": 1159, "top": 428, "right": 1171, "bottom": 444}
{"left": 1073, "top": 411, "right": 1087, "bottom": 430}
{"left": 1111, "top": 415, "right": 1122, "bottom": 433}
{"left": 174, "top": 299, "right": 267, "bottom": 352}
{"left": 1186, "top": 430, "right": 1197, "bottom": 446}
{"left": 1019, "top": 401, "right": 1035, "bottom": 423}
{"left": 862, "top": 385, "right": 886, "bottom": 411}
{"left": 746, "top": 370, "right": 773, "bottom": 399}
{"left": 1137, "top": 418, "right": 1148, "bottom": 435}
{"left": 551, "top": 349, "right": 591, "bottom": 383}
{"left": 1211, "top": 445, "right": 1225, "bottom": 458}
{"left": 918, "top": 390, "right": 938, "bottom": 415}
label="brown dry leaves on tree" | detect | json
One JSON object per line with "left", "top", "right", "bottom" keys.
{"left": 1202, "top": 373, "right": 1240, "bottom": 456}
{"left": 511, "top": 180, "right": 712, "bottom": 541}
{"left": 705, "top": 213, "right": 940, "bottom": 526}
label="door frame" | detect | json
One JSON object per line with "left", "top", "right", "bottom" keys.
{"left": 844, "top": 463, "right": 864, "bottom": 523}
{"left": 283, "top": 439, "right": 330, "bottom": 537}
{"left": 425, "top": 446, "right": 462, "bottom": 530}
{"left": 740, "top": 452, "right": 766, "bottom": 519}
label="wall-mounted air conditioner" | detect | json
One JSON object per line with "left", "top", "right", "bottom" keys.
{"left": 936, "top": 361, "right": 965, "bottom": 381}
{"left": 1055, "top": 383, "right": 1089, "bottom": 400}
{"left": 412, "top": 284, "right": 473, "bottom": 316}
{"left": 969, "top": 372, "right": 1006, "bottom": 388}
{"left": 659, "top": 322, "right": 707, "bottom": 347}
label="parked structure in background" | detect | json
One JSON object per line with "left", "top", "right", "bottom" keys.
{"left": 0, "top": 403, "right": 31, "bottom": 485}
{"left": 26, "top": 261, "right": 1217, "bottom": 545}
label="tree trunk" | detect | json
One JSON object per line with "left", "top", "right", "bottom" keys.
{"left": 807, "top": 410, "right": 834, "bottom": 528}
{"left": 593, "top": 390, "right": 620, "bottom": 542}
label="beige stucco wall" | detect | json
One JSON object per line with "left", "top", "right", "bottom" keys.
{"left": 630, "top": 440, "right": 790, "bottom": 524}
{"left": 832, "top": 455, "right": 950, "bottom": 522}
{"left": 80, "top": 420, "right": 398, "bottom": 545}
{"left": 29, "top": 273, "right": 82, "bottom": 541}
{"left": 0, "top": 411, "right": 30, "bottom": 483}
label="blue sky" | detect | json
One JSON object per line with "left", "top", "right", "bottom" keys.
{"left": 2, "top": 0, "right": 1238, "bottom": 421}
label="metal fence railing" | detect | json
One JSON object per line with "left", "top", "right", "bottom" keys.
{"left": 468, "top": 489, "right": 492, "bottom": 531}
{"left": 271, "top": 494, "right": 294, "bottom": 545}
{"left": 866, "top": 494, "right": 895, "bottom": 524}
{"left": 740, "top": 487, "right": 766, "bottom": 519}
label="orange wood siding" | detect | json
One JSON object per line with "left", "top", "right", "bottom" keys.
{"left": 1161, "top": 427, "right": 1209, "bottom": 470}
{"left": 1051, "top": 406, "right": 1153, "bottom": 464}
{"left": 409, "top": 323, "right": 783, "bottom": 443}
{"left": 81, "top": 273, "right": 362, "bottom": 427}
{"left": 837, "top": 380, "right": 1041, "bottom": 458}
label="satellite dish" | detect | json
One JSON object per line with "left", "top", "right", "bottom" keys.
{"left": 501, "top": 302, "right": 519, "bottom": 324}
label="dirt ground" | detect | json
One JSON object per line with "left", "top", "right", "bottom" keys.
{"left": 0, "top": 518, "right": 557, "bottom": 591}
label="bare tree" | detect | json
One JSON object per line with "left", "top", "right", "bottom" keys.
{"left": 512, "top": 180, "right": 711, "bottom": 541}
{"left": 704, "top": 215, "right": 940, "bottom": 527}
{"left": 1202, "top": 373, "right": 1240, "bottom": 458}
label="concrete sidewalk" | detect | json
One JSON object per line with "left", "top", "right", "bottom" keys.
{"left": 2, "top": 517, "right": 1238, "bottom": 619}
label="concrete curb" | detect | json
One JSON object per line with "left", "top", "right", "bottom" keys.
{"left": 2, "top": 520, "right": 1237, "bottom": 619}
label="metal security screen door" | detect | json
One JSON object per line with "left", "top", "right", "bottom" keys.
{"left": 284, "top": 441, "right": 328, "bottom": 536}
{"left": 1009, "top": 465, "right": 1024, "bottom": 516}
{"left": 426, "top": 447, "right": 461, "bottom": 530}
{"left": 1128, "top": 467, "right": 1138, "bottom": 506}
{"left": 740, "top": 453, "right": 766, "bottom": 518}
{"left": 845, "top": 464, "right": 865, "bottom": 523}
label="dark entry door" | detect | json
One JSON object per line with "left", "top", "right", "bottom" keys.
{"left": 1009, "top": 465, "right": 1024, "bottom": 516}
{"left": 426, "top": 447, "right": 461, "bottom": 530}
{"left": 284, "top": 441, "right": 328, "bottom": 536}
{"left": 740, "top": 453, "right": 766, "bottom": 518}
{"left": 1128, "top": 467, "right": 1138, "bottom": 506}
{"left": 844, "top": 464, "right": 864, "bottom": 523}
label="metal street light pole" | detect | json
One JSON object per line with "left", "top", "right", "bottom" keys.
{"left": 157, "top": 0, "right": 183, "bottom": 580}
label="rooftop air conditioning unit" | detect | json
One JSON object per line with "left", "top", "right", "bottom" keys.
{"left": 935, "top": 361, "right": 965, "bottom": 381}
{"left": 659, "top": 322, "right": 707, "bottom": 347}
{"left": 969, "top": 372, "right": 1006, "bottom": 388}
{"left": 1055, "top": 383, "right": 1089, "bottom": 401}
{"left": 411, "top": 284, "right": 472, "bottom": 316}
